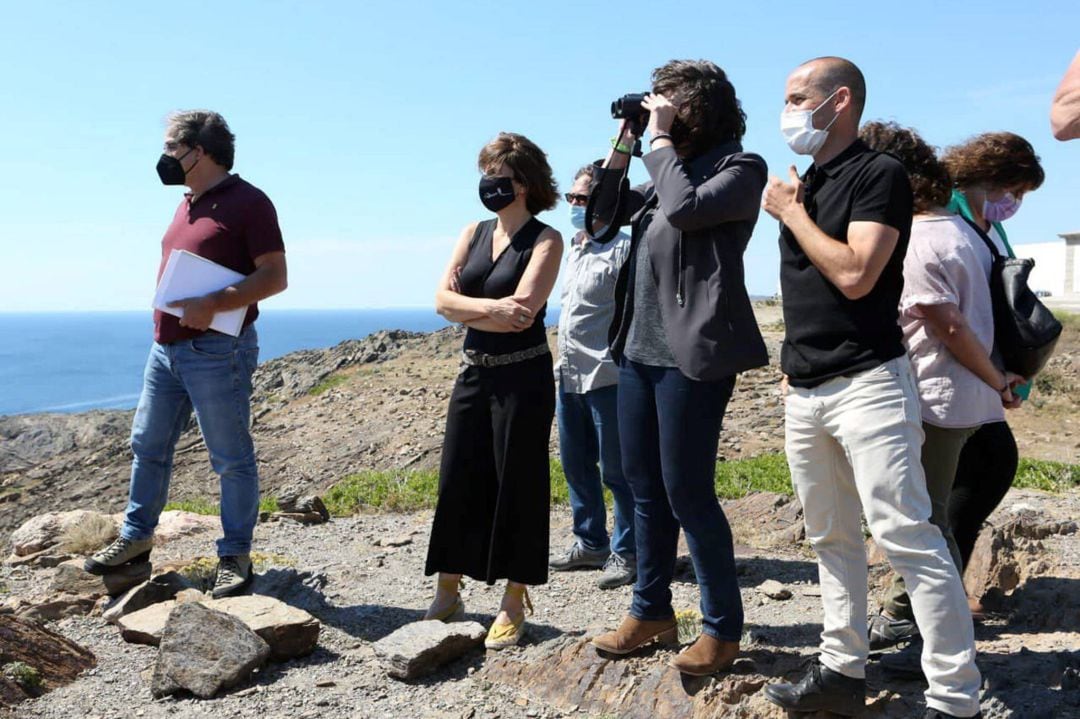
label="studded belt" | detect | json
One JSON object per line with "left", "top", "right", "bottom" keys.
{"left": 460, "top": 342, "right": 550, "bottom": 368}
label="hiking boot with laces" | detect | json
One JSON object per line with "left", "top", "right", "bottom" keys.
{"left": 597, "top": 552, "right": 636, "bottom": 589}
{"left": 83, "top": 536, "right": 153, "bottom": 575}
{"left": 868, "top": 611, "right": 920, "bottom": 650}
{"left": 549, "top": 540, "right": 609, "bottom": 571}
{"left": 212, "top": 555, "right": 253, "bottom": 598}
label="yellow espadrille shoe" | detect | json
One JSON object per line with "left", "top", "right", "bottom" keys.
{"left": 424, "top": 576, "right": 465, "bottom": 622}
{"left": 485, "top": 585, "right": 533, "bottom": 650}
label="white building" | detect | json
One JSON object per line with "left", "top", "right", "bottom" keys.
{"left": 1017, "top": 231, "right": 1080, "bottom": 298}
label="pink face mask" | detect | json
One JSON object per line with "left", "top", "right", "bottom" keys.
{"left": 983, "top": 191, "right": 1022, "bottom": 223}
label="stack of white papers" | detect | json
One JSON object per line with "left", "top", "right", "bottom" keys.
{"left": 152, "top": 250, "right": 248, "bottom": 337}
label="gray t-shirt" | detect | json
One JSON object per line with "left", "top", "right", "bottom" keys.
{"left": 624, "top": 233, "right": 677, "bottom": 367}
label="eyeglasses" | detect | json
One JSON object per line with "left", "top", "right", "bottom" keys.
{"left": 564, "top": 192, "right": 589, "bottom": 205}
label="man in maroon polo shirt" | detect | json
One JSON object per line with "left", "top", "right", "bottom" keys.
{"left": 85, "top": 110, "right": 287, "bottom": 598}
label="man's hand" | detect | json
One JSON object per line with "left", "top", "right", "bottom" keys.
{"left": 169, "top": 295, "right": 218, "bottom": 331}
{"left": 762, "top": 166, "right": 806, "bottom": 223}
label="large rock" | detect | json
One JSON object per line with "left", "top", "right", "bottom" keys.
{"left": 212, "top": 595, "right": 320, "bottom": 661}
{"left": 153, "top": 511, "right": 221, "bottom": 544}
{"left": 103, "top": 572, "right": 193, "bottom": 625}
{"left": 9, "top": 510, "right": 110, "bottom": 556}
{"left": 49, "top": 559, "right": 151, "bottom": 599}
{"left": 120, "top": 594, "right": 319, "bottom": 661}
{"left": 372, "top": 620, "right": 486, "bottom": 680}
{"left": 480, "top": 636, "right": 921, "bottom": 719}
{"left": 721, "top": 492, "right": 804, "bottom": 549}
{"left": 963, "top": 509, "right": 1077, "bottom": 608}
{"left": 250, "top": 568, "right": 328, "bottom": 614}
{"left": 16, "top": 596, "right": 97, "bottom": 623}
{"left": 150, "top": 602, "right": 270, "bottom": 699}
{"left": 103, "top": 510, "right": 219, "bottom": 545}
{"left": 0, "top": 614, "right": 96, "bottom": 707}
{"left": 4, "top": 547, "right": 74, "bottom": 569}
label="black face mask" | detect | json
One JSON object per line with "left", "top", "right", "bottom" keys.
{"left": 478, "top": 175, "right": 517, "bottom": 212}
{"left": 156, "top": 148, "right": 197, "bottom": 186}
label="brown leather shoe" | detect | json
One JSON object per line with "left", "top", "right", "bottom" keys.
{"left": 591, "top": 615, "right": 678, "bottom": 655}
{"left": 668, "top": 634, "right": 739, "bottom": 676}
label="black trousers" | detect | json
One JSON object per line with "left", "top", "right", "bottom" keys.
{"left": 425, "top": 354, "right": 555, "bottom": 585}
{"left": 947, "top": 420, "right": 1019, "bottom": 571}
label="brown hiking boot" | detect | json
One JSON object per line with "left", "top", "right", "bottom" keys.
{"left": 668, "top": 634, "right": 739, "bottom": 676}
{"left": 591, "top": 615, "right": 678, "bottom": 655}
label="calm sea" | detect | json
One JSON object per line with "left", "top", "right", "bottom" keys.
{"left": 0, "top": 309, "right": 559, "bottom": 417}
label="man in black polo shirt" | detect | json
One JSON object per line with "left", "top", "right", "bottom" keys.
{"left": 759, "top": 58, "right": 982, "bottom": 719}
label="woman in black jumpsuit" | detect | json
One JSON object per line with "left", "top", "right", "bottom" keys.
{"left": 425, "top": 132, "right": 563, "bottom": 650}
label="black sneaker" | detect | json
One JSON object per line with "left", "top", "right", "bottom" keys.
{"left": 597, "top": 552, "right": 636, "bottom": 590}
{"left": 211, "top": 555, "right": 254, "bottom": 598}
{"left": 763, "top": 657, "right": 866, "bottom": 716}
{"left": 925, "top": 709, "right": 982, "bottom": 718}
{"left": 83, "top": 536, "right": 153, "bottom": 575}
{"left": 549, "top": 540, "right": 609, "bottom": 571}
{"left": 869, "top": 611, "right": 920, "bottom": 650}
{"left": 879, "top": 639, "right": 925, "bottom": 679}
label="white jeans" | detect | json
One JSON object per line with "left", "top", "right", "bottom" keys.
{"left": 785, "top": 356, "right": 981, "bottom": 717}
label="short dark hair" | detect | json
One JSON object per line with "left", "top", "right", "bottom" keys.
{"left": 651, "top": 59, "right": 746, "bottom": 156}
{"left": 802, "top": 57, "right": 866, "bottom": 120}
{"left": 166, "top": 110, "right": 236, "bottom": 170}
{"left": 942, "top": 132, "right": 1045, "bottom": 193}
{"left": 860, "top": 121, "right": 951, "bottom": 214}
{"left": 477, "top": 132, "right": 559, "bottom": 214}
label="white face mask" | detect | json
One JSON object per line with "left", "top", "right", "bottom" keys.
{"left": 781, "top": 89, "right": 841, "bottom": 156}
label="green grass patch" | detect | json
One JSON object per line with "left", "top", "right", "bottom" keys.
{"left": 308, "top": 372, "right": 349, "bottom": 396}
{"left": 715, "top": 452, "right": 793, "bottom": 499}
{"left": 324, "top": 469, "right": 441, "bottom": 515}
{"left": 321, "top": 451, "right": 1077, "bottom": 516}
{"left": 2, "top": 662, "right": 42, "bottom": 690}
{"left": 1013, "top": 458, "right": 1080, "bottom": 493}
{"left": 163, "top": 496, "right": 280, "bottom": 516}
{"left": 1053, "top": 309, "right": 1080, "bottom": 331}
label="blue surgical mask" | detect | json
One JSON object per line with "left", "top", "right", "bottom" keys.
{"left": 569, "top": 204, "right": 586, "bottom": 230}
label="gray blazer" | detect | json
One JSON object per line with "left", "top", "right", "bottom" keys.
{"left": 595, "top": 141, "right": 769, "bottom": 381}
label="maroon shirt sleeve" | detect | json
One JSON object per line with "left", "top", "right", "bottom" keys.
{"left": 244, "top": 189, "right": 286, "bottom": 260}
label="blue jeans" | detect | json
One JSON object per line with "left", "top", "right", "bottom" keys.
{"left": 120, "top": 326, "right": 260, "bottom": 557}
{"left": 556, "top": 382, "right": 635, "bottom": 558}
{"left": 618, "top": 358, "right": 742, "bottom": 641}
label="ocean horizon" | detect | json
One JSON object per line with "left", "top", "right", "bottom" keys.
{"left": 0, "top": 308, "right": 561, "bottom": 417}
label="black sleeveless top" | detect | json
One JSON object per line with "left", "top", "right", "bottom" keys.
{"left": 458, "top": 217, "right": 549, "bottom": 354}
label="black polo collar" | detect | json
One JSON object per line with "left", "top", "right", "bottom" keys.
{"left": 816, "top": 139, "right": 868, "bottom": 178}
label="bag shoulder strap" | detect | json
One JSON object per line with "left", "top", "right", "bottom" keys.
{"left": 958, "top": 215, "right": 1003, "bottom": 261}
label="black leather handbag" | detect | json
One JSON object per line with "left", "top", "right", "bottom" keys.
{"left": 961, "top": 216, "right": 1062, "bottom": 378}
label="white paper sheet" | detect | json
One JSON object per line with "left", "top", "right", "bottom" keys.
{"left": 152, "top": 250, "right": 248, "bottom": 337}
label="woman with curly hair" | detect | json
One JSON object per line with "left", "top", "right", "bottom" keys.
{"left": 588, "top": 60, "right": 769, "bottom": 676}
{"left": 425, "top": 132, "right": 563, "bottom": 649}
{"left": 939, "top": 131, "right": 1044, "bottom": 621}
{"left": 859, "top": 123, "right": 1028, "bottom": 669}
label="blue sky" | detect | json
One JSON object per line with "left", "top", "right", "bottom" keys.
{"left": 1, "top": 1, "right": 1077, "bottom": 311}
